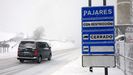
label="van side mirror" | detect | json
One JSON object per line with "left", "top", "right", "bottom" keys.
{"left": 49, "top": 47, "right": 51, "bottom": 49}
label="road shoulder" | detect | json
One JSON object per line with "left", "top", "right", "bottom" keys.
{"left": 51, "top": 57, "right": 124, "bottom": 75}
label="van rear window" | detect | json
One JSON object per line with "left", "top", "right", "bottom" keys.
{"left": 19, "top": 41, "right": 35, "bottom": 48}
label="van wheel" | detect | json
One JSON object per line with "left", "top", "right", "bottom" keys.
{"left": 20, "top": 59, "right": 24, "bottom": 63}
{"left": 48, "top": 54, "right": 52, "bottom": 61}
{"left": 37, "top": 56, "right": 42, "bottom": 63}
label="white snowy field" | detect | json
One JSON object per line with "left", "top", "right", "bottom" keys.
{"left": 0, "top": 31, "right": 75, "bottom": 59}
{"left": 0, "top": 31, "right": 76, "bottom": 59}
{"left": 0, "top": 32, "right": 15, "bottom": 41}
{"left": 0, "top": 42, "right": 18, "bottom": 59}
{"left": 50, "top": 41, "right": 75, "bottom": 51}
{"left": 51, "top": 58, "right": 124, "bottom": 75}
{"left": 0, "top": 40, "right": 76, "bottom": 59}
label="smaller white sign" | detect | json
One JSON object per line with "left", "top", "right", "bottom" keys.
{"left": 90, "top": 46, "right": 114, "bottom": 52}
{"left": 82, "top": 55, "right": 115, "bottom": 67}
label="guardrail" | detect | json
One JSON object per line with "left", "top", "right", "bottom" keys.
{"left": 116, "top": 43, "right": 133, "bottom": 75}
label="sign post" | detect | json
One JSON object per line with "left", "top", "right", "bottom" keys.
{"left": 105, "top": 68, "right": 108, "bottom": 75}
{"left": 88, "top": 0, "right": 91, "bottom": 6}
{"left": 103, "top": 0, "right": 106, "bottom": 6}
{"left": 81, "top": 1, "right": 115, "bottom": 75}
{"left": 103, "top": 0, "right": 108, "bottom": 75}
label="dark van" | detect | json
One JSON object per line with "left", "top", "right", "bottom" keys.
{"left": 17, "top": 40, "right": 52, "bottom": 63}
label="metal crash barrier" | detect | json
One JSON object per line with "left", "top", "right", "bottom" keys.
{"left": 116, "top": 43, "right": 133, "bottom": 75}
{"left": 116, "top": 25, "right": 133, "bottom": 75}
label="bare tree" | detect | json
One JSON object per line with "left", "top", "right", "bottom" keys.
{"left": 33, "top": 26, "right": 45, "bottom": 40}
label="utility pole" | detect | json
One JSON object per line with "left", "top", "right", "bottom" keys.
{"left": 89, "top": 0, "right": 91, "bottom": 6}
{"left": 88, "top": 0, "right": 93, "bottom": 73}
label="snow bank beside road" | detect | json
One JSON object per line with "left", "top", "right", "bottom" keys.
{"left": 51, "top": 58, "right": 124, "bottom": 75}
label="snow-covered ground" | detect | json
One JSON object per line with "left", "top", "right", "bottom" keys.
{"left": 51, "top": 58, "right": 124, "bottom": 75}
{"left": 0, "top": 48, "right": 124, "bottom": 75}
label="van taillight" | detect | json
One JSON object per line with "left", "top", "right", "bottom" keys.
{"left": 34, "top": 49, "right": 38, "bottom": 56}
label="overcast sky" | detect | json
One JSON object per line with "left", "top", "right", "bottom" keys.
{"left": 0, "top": 0, "right": 116, "bottom": 45}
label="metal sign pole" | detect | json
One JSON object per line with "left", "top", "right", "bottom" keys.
{"left": 105, "top": 68, "right": 108, "bottom": 75}
{"left": 83, "top": 0, "right": 114, "bottom": 75}
{"left": 88, "top": 0, "right": 93, "bottom": 72}
{"left": 88, "top": 0, "right": 91, "bottom": 6}
{"left": 103, "top": 0, "right": 108, "bottom": 75}
{"left": 103, "top": 0, "right": 106, "bottom": 6}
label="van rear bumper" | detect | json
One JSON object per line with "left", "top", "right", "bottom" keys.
{"left": 17, "top": 57, "right": 37, "bottom": 60}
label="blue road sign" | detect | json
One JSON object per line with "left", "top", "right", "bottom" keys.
{"left": 82, "top": 6, "right": 115, "bottom": 54}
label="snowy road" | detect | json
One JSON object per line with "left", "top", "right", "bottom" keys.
{"left": 0, "top": 49, "right": 80, "bottom": 75}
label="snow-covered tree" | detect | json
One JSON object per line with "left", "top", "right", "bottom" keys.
{"left": 32, "top": 26, "right": 45, "bottom": 40}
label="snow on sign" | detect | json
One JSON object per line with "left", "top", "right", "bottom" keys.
{"left": 82, "top": 6, "right": 115, "bottom": 54}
